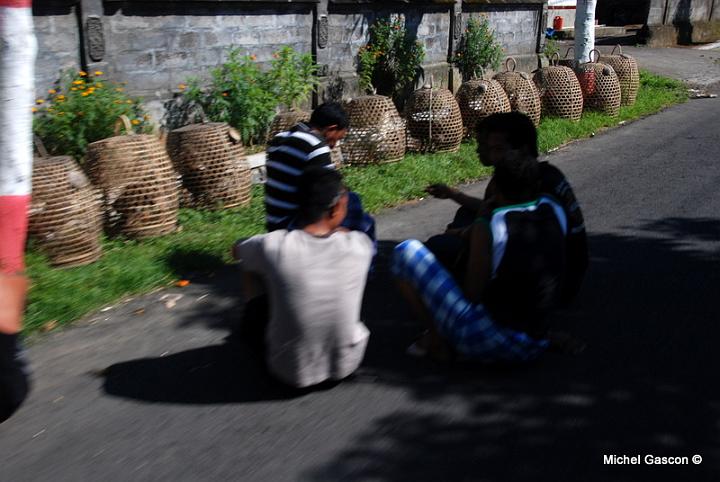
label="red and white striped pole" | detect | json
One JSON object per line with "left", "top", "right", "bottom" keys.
{"left": 0, "top": 0, "right": 35, "bottom": 334}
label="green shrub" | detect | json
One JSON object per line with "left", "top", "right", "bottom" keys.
{"left": 358, "top": 18, "right": 425, "bottom": 104}
{"left": 32, "top": 69, "right": 150, "bottom": 162}
{"left": 267, "top": 46, "right": 319, "bottom": 110}
{"left": 183, "top": 49, "right": 278, "bottom": 147}
{"left": 452, "top": 16, "right": 504, "bottom": 81}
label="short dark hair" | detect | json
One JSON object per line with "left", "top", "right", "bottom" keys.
{"left": 309, "top": 102, "right": 350, "bottom": 130}
{"left": 296, "top": 167, "right": 346, "bottom": 226}
{"left": 476, "top": 112, "right": 539, "bottom": 158}
{"left": 492, "top": 158, "right": 540, "bottom": 203}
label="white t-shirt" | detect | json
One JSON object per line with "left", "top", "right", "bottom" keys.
{"left": 237, "top": 229, "right": 373, "bottom": 388}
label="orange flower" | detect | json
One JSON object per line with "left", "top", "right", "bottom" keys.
{"left": 78, "top": 71, "right": 87, "bottom": 77}
{"left": 73, "top": 80, "right": 84, "bottom": 85}
{"left": 249, "top": 54, "right": 257, "bottom": 61}
{"left": 48, "top": 89, "right": 57, "bottom": 94}
{"left": 175, "top": 280, "right": 190, "bottom": 287}
{"left": 222, "top": 92, "right": 228, "bottom": 97}
{"left": 81, "top": 92, "right": 90, "bottom": 97}
{"left": 31, "top": 107, "right": 38, "bottom": 113}
{"left": 177, "top": 84, "right": 186, "bottom": 91}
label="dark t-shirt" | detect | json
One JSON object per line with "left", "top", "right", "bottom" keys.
{"left": 485, "top": 161, "right": 588, "bottom": 305}
{"left": 480, "top": 197, "right": 567, "bottom": 338}
{"left": 0, "top": 333, "right": 29, "bottom": 423}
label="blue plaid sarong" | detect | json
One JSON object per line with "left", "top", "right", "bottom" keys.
{"left": 341, "top": 191, "right": 376, "bottom": 243}
{"left": 391, "top": 239, "right": 549, "bottom": 361}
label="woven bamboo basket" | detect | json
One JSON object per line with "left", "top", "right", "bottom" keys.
{"left": 86, "top": 116, "right": 180, "bottom": 239}
{"left": 167, "top": 122, "right": 252, "bottom": 210}
{"left": 493, "top": 58, "right": 542, "bottom": 126}
{"left": 534, "top": 53, "right": 584, "bottom": 121}
{"left": 599, "top": 45, "right": 639, "bottom": 106}
{"left": 405, "top": 83, "right": 464, "bottom": 153}
{"left": 558, "top": 47, "right": 579, "bottom": 70}
{"left": 29, "top": 140, "right": 103, "bottom": 268}
{"left": 456, "top": 69, "right": 511, "bottom": 137}
{"left": 267, "top": 109, "right": 343, "bottom": 168}
{"left": 341, "top": 95, "right": 406, "bottom": 165}
{"left": 575, "top": 50, "right": 621, "bottom": 116}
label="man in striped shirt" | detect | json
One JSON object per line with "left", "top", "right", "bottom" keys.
{"left": 265, "top": 102, "right": 350, "bottom": 232}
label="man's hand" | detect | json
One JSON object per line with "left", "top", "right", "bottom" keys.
{"left": 425, "top": 184, "right": 457, "bottom": 200}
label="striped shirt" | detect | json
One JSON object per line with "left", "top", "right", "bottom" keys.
{"left": 264, "top": 123, "right": 333, "bottom": 231}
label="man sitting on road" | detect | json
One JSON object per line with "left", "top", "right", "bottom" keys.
{"left": 234, "top": 168, "right": 373, "bottom": 388}
{"left": 393, "top": 157, "right": 570, "bottom": 362}
{"left": 425, "top": 112, "right": 588, "bottom": 306}
{"left": 265, "top": 101, "right": 374, "bottom": 241}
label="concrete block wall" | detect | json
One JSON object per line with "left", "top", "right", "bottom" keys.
{"left": 643, "top": 0, "right": 719, "bottom": 44}
{"left": 31, "top": 1, "right": 547, "bottom": 121}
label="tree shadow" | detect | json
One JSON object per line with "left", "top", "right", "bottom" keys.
{"left": 303, "top": 217, "right": 720, "bottom": 481}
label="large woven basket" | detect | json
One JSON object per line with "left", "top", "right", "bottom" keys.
{"left": 575, "top": 50, "right": 622, "bottom": 116}
{"left": 493, "top": 58, "right": 542, "bottom": 126}
{"left": 534, "top": 53, "right": 584, "bottom": 121}
{"left": 86, "top": 116, "right": 180, "bottom": 239}
{"left": 404, "top": 84, "right": 464, "bottom": 153}
{"left": 267, "top": 110, "right": 343, "bottom": 168}
{"left": 341, "top": 95, "right": 406, "bottom": 165}
{"left": 167, "top": 122, "right": 252, "bottom": 210}
{"left": 558, "top": 47, "right": 579, "bottom": 70}
{"left": 456, "top": 69, "right": 511, "bottom": 137}
{"left": 29, "top": 143, "right": 103, "bottom": 268}
{"left": 598, "top": 45, "right": 639, "bottom": 106}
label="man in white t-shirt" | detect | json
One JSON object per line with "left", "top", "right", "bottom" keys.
{"left": 233, "top": 168, "right": 373, "bottom": 388}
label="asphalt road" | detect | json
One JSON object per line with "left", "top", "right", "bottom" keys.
{"left": 2, "top": 97, "right": 719, "bottom": 481}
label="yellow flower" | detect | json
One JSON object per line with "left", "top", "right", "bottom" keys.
{"left": 95, "top": 82, "right": 103, "bottom": 88}
{"left": 131, "top": 119, "right": 140, "bottom": 125}
{"left": 71, "top": 87, "right": 77, "bottom": 91}
{"left": 57, "top": 95, "right": 65, "bottom": 100}
{"left": 82, "top": 92, "right": 90, "bottom": 97}
{"left": 48, "top": 89, "right": 57, "bottom": 94}
{"left": 115, "top": 87, "right": 124, "bottom": 92}
{"left": 36, "top": 99, "right": 44, "bottom": 104}
{"left": 177, "top": 84, "right": 186, "bottom": 90}
{"left": 31, "top": 107, "right": 38, "bottom": 113}
{"left": 78, "top": 71, "right": 87, "bottom": 77}
{"left": 94, "top": 71, "right": 103, "bottom": 76}
{"left": 73, "top": 80, "right": 84, "bottom": 85}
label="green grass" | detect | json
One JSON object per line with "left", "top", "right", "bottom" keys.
{"left": 23, "top": 70, "right": 687, "bottom": 334}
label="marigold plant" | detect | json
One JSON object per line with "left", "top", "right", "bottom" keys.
{"left": 33, "top": 70, "right": 150, "bottom": 161}
{"left": 452, "top": 16, "right": 504, "bottom": 81}
{"left": 358, "top": 18, "right": 425, "bottom": 105}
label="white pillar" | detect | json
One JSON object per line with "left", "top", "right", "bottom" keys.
{"left": 574, "top": 0, "right": 597, "bottom": 63}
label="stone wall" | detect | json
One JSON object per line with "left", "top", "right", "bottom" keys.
{"left": 31, "top": 0, "right": 547, "bottom": 122}
{"left": 642, "top": 0, "right": 719, "bottom": 45}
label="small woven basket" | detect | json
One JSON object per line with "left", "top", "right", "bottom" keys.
{"left": 29, "top": 139, "right": 103, "bottom": 268}
{"left": 404, "top": 82, "right": 464, "bottom": 153}
{"left": 493, "top": 58, "right": 542, "bottom": 126}
{"left": 342, "top": 95, "right": 406, "bottom": 165}
{"left": 534, "top": 53, "right": 584, "bottom": 121}
{"left": 598, "top": 45, "right": 639, "bottom": 106}
{"left": 167, "top": 122, "right": 252, "bottom": 210}
{"left": 86, "top": 116, "right": 180, "bottom": 239}
{"left": 456, "top": 68, "right": 511, "bottom": 137}
{"left": 575, "top": 50, "right": 622, "bottom": 116}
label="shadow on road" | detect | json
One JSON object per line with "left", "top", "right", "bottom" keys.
{"left": 101, "top": 218, "right": 720, "bottom": 480}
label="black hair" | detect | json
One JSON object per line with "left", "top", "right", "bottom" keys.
{"left": 476, "top": 112, "right": 539, "bottom": 158}
{"left": 309, "top": 102, "right": 350, "bottom": 130}
{"left": 492, "top": 158, "right": 540, "bottom": 203}
{"left": 296, "top": 167, "right": 346, "bottom": 226}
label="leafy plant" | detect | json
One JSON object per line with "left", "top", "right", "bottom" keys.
{"left": 266, "top": 46, "right": 319, "bottom": 110}
{"left": 32, "top": 70, "right": 150, "bottom": 161}
{"left": 543, "top": 37, "right": 560, "bottom": 59}
{"left": 357, "top": 18, "right": 425, "bottom": 104}
{"left": 183, "top": 49, "right": 278, "bottom": 147}
{"left": 451, "top": 16, "right": 504, "bottom": 81}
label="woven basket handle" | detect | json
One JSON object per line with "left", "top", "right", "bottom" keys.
{"left": 589, "top": 49, "right": 601, "bottom": 63}
{"left": 563, "top": 46, "right": 575, "bottom": 59}
{"left": 550, "top": 52, "right": 560, "bottom": 66}
{"left": 504, "top": 57, "right": 517, "bottom": 73}
{"left": 34, "top": 135, "right": 49, "bottom": 159}
{"left": 114, "top": 115, "right": 135, "bottom": 136}
{"left": 611, "top": 45, "right": 623, "bottom": 56}
{"left": 473, "top": 66, "right": 486, "bottom": 80}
